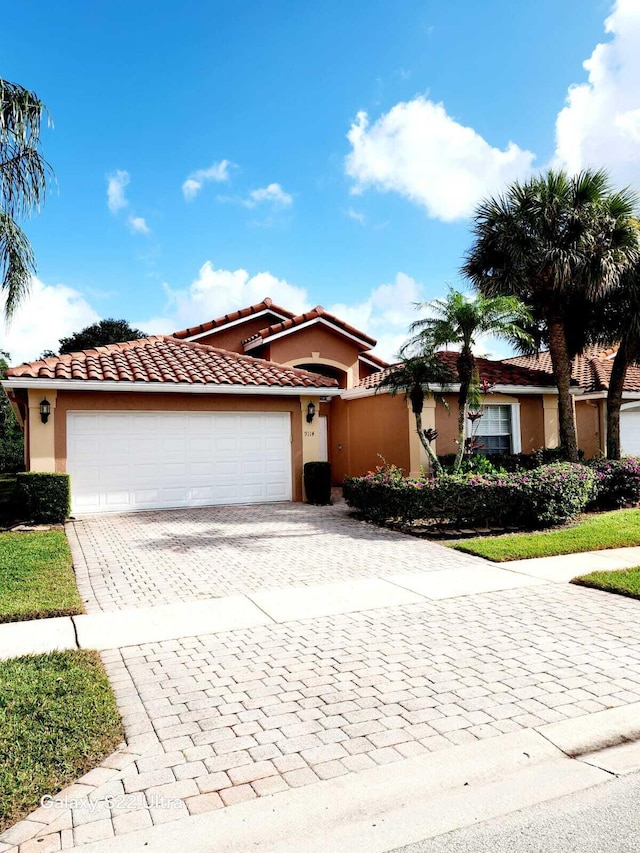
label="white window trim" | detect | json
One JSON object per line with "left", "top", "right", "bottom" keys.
{"left": 466, "top": 402, "right": 521, "bottom": 454}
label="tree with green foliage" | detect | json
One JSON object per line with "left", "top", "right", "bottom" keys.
{"left": 376, "top": 354, "right": 454, "bottom": 477}
{"left": 0, "top": 351, "right": 24, "bottom": 472}
{"left": 584, "top": 247, "right": 640, "bottom": 459}
{"left": 1, "top": 79, "right": 52, "bottom": 319}
{"left": 402, "top": 288, "right": 532, "bottom": 472}
{"left": 58, "top": 319, "right": 147, "bottom": 354}
{"left": 463, "top": 169, "right": 638, "bottom": 462}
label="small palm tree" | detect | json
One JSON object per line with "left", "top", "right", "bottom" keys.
{"left": 1, "top": 79, "right": 52, "bottom": 319}
{"left": 402, "top": 288, "right": 532, "bottom": 472}
{"left": 377, "top": 354, "right": 454, "bottom": 477}
{"left": 463, "top": 169, "right": 638, "bottom": 462}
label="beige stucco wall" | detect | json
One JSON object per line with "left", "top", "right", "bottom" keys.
{"left": 51, "top": 390, "right": 306, "bottom": 501}
{"left": 27, "top": 389, "right": 57, "bottom": 472}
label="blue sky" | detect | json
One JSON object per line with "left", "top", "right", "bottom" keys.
{"left": 2, "top": 0, "right": 638, "bottom": 362}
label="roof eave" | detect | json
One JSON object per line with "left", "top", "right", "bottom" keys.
{"left": 1, "top": 378, "right": 342, "bottom": 396}
{"left": 243, "top": 317, "right": 376, "bottom": 352}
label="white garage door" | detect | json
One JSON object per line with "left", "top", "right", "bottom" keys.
{"left": 67, "top": 411, "right": 292, "bottom": 514}
{"left": 621, "top": 409, "right": 640, "bottom": 456}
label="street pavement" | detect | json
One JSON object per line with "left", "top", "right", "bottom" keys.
{"left": 392, "top": 770, "right": 640, "bottom": 853}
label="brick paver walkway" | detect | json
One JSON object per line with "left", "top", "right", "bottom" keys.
{"left": 68, "top": 503, "right": 482, "bottom": 612}
{"left": 12, "top": 582, "right": 639, "bottom": 850}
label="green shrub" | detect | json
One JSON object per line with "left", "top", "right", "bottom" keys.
{"left": 587, "top": 458, "right": 640, "bottom": 509}
{"left": 304, "top": 461, "right": 332, "bottom": 505}
{"left": 16, "top": 473, "right": 70, "bottom": 524}
{"left": 343, "top": 463, "right": 596, "bottom": 530}
{"left": 438, "top": 447, "right": 582, "bottom": 474}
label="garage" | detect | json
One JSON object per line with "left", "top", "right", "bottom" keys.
{"left": 621, "top": 405, "right": 640, "bottom": 457}
{"left": 67, "top": 410, "right": 293, "bottom": 514}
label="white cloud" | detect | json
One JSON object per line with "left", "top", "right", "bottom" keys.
{"left": 154, "top": 261, "right": 309, "bottom": 332}
{"left": 136, "top": 262, "right": 419, "bottom": 361}
{"left": 346, "top": 207, "right": 366, "bottom": 224}
{"left": 2, "top": 277, "right": 100, "bottom": 363}
{"left": 345, "top": 99, "right": 535, "bottom": 221}
{"left": 127, "top": 215, "right": 151, "bottom": 235}
{"left": 328, "top": 272, "right": 424, "bottom": 361}
{"left": 182, "top": 160, "right": 233, "bottom": 200}
{"left": 106, "top": 170, "right": 130, "bottom": 213}
{"left": 244, "top": 183, "right": 293, "bottom": 208}
{"left": 555, "top": 0, "right": 640, "bottom": 186}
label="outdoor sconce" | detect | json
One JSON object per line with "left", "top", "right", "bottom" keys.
{"left": 306, "top": 401, "right": 316, "bottom": 423}
{"left": 39, "top": 399, "right": 51, "bottom": 424}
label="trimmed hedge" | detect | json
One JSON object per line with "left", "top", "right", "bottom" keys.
{"left": 16, "top": 473, "right": 71, "bottom": 524}
{"left": 343, "top": 463, "right": 596, "bottom": 530}
{"left": 304, "top": 461, "right": 332, "bottom": 505}
{"left": 588, "top": 458, "right": 640, "bottom": 510}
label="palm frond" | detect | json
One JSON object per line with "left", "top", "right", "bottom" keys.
{"left": 0, "top": 212, "right": 35, "bottom": 319}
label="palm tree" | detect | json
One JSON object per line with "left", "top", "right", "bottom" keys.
{"left": 376, "top": 354, "right": 454, "bottom": 477}
{"left": 1, "top": 79, "right": 52, "bottom": 319}
{"left": 463, "top": 169, "right": 638, "bottom": 462}
{"left": 585, "top": 249, "right": 640, "bottom": 458}
{"left": 402, "top": 288, "right": 533, "bottom": 472}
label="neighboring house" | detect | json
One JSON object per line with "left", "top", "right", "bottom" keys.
{"left": 4, "top": 297, "right": 636, "bottom": 515}
{"left": 506, "top": 347, "right": 640, "bottom": 458}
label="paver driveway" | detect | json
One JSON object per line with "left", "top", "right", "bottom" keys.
{"left": 68, "top": 502, "right": 483, "bottom": 612}
{"left": 6, "top": 503, "right": 640, "bottom": 851}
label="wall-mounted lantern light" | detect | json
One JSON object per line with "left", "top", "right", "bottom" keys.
{"left": 40, "top": 398, "right": 51, "bottom": 424}
{"left": 306, "top": 401, "right": 316, "bottom": 423}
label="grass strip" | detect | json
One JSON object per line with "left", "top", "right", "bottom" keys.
{"left": 0, "top": 530, "right": 83, "bottom": 622}
{"left": 0, "top": 650, "right": 123, "bottom": 832}
{"left": 451, "top": 509, "right": 640, "bottom": 562}
{"left": 572, "top": 566, "right": 640, "bottom": 601}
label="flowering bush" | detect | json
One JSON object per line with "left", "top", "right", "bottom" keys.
{"left": 343, "top": 463, "right": 596, "bottom": 530}
{"left": 587, "top": 458, "right": 640, "bottom": 509}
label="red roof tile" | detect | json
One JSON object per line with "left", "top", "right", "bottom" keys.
{"left": 356, "top": 351, "right": 558, "bottom": 390}
{"left": 172, "top": 297, "right": 296, "bottom": 340}
{"left": 243, "top": 305, "right": 377, "bottom": 350}
{"left": 504, "top": 346, "right": 640, "bottom": 393}
{"left": 7, "top": 337, "right": 339, "bottom": 389}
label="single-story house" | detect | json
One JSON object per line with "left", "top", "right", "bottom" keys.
{"left": 3, "top": 297, "right": 639, "bottom": 514}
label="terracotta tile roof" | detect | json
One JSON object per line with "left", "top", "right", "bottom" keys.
{"left": 172, "top": 297, "right": 296, "bottom": 340}
{"left": 356, "top": 351, "right": 558, "bottom": 391}
{"left": 7, "top": 336, "right": 339, "bottom": 389}
{"left": 243, "top": 305, "right": 377, "bottom": 349}
{"left": 504, "top": 346, "right": 640, "bottom": 393}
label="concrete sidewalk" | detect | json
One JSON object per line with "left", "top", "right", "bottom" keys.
{"left": 2, "top": 545, "right": 637, "bottom": 659}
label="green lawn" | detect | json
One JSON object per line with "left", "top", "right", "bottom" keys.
{"left": 0, "top": 530, "right": 83, "bottom": 622}
{"left": 573, "top": 567, "right": 640, "bottom": 601}
{"left": 451, "top": 509, "right": 640, "bottom": 562}
{"left": 0, "top": 650, "right": 123, "bottom": 832}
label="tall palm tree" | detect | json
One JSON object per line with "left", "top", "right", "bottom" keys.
{"left": 376, "top": 354, "right": 454, "bottom": 477}
{"left": 585, "top": 248, "right": 640, "bottom": 458}
{"left": 402, "top": 288, "right": 533, "bottom": 472}
{"left": 1, "top": 79, "right": 52, "bottom": 319}
{"left": 463, "top": 169, "right": 638, "bottom": 462}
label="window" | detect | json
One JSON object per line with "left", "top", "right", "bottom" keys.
{"left": 474, "top": 405, "right": 513, "bottom": 454}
